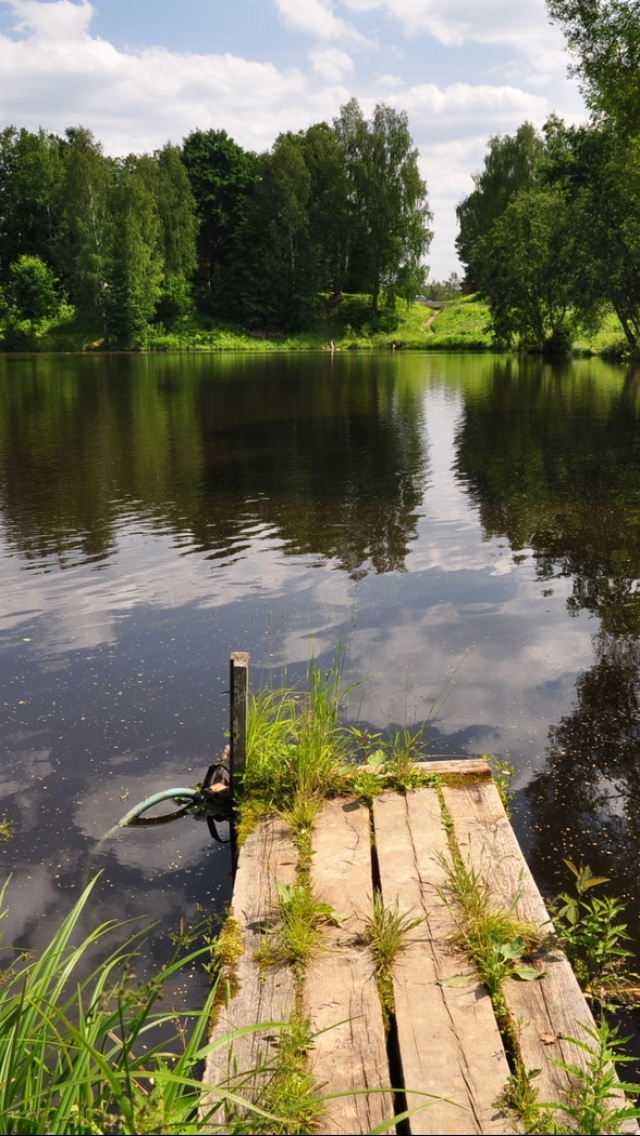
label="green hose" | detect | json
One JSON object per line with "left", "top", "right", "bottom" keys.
{"left": 115, "top": 788, "right": 201, "bottom": 829}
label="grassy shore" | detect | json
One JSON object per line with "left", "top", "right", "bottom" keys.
{"left": 1, "top": 292, "right": 635, "bottom": 356}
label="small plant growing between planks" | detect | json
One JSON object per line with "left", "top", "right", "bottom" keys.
{"left": 363, "top": 892, "right": 423, "bottom": 1021}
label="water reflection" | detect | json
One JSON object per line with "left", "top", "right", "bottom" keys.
{"left": 0, "top": 353, "right": 429, "bottom": 579}
{"left": 453, "top": 357, "right": 640, "bottom": 916}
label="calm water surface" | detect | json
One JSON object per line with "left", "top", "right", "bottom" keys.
{"left": 1, "top": 350, "right": 640, "bottom": 986}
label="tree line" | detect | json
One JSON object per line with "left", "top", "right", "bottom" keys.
{"left": 0, "top": 101, "right": 431, "bottom": 348}
{"left": 456, "top": 1, "right": 640, "bottom": 354}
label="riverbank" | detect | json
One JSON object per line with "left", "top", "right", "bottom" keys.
{"left": 0, "top": 293, "right": 632, "bottom": 355}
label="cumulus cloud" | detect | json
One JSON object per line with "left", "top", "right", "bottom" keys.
{"left": 0, "top": 1, "right": 349, "bottom": 152}
{"left": 274, "top": 0, "right": 365, "bottom": 43}
{"left": 309, "top": 44, "right": 355, "bottom": 81}
{"left": 343, "top": 0, "right": 563, "bottom": 54}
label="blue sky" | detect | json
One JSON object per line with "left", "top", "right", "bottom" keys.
{"left": 0, "top": 1, "right": 586, "bottom": 275}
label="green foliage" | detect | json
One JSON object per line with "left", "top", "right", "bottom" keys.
{"left": 438, "top": 851, "right": 543, "bottom": 1016}
{"left": 242, "top": 664, "right": 349, "bottom": 814}
{"left": 0, "top": 126, "right": 64, "bottom": 281}
{"left": 478, "top": 185, "right": 586, "bottom": 352}
{"left": 60, "top": 127, "right": 113, "bottom": 330}
{"left": 229, "top": 134, "right": 318, "bottom": 331}
{"left": 550, "top": 861, "right": 635, "bottom": 1001}
{"left": 107, "top": 173, "right": 164, "bottom": 347}
{"left": 335, "top": 99, "right": 432, "bottom": 311}
{"left": 456, "top": 122, "right": 544, "bottom": 290}
{"left": 542, "top": 1019, "right": 640, "bottom": 1135}
{"left": 181, "top": 128, "right": 258, "bottom": 314}
{"left": 546, "top": 0, "right": 640, "bottom": 132}
{"left": 0, "top": 877, "right": 282, "bottom": 1135}
{"left": 8, "top": 254, "right": 59, "bottom": 325}
{"left": 1, "top": 254, "right": 61, "bottom": 348}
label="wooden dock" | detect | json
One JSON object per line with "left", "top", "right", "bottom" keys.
{"left": 202, "top": 760, "right": 638, "bottom": 1134}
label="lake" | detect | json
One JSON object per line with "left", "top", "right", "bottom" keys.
{"left": 1, "top": 350, "right": 640, "bottom": 986}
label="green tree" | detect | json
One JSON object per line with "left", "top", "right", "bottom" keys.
{"left": 456, "top": 123, "right": 544, "bottom": 290}
{"left": 230, "top": 133, "right": 317, "bottom": 330}
{"left": 8, "top": 254, "right": 59, "bottom": 323}
{"left": 106, "top": 173, "right": 163, "bottom": 347}
{"left": 133, "top": 144, "right": 199, "bottom": 324}
{"left": 298, "top": 121, "right": 351, "bottom": 297}
{"left": 60, "top": 128, "right": 114, "bottom": 332}
{"left": 0, "top": 127, "right": 64, "bottom": 281}
{"left": 335, "top": 100, "right": 431, "bottom": 311}
{"left": 542, "top": 116, "right": 640, "bottom": 348}
{"left": 478, "top": 185, "right": 584, "bottom": 351}
{"left": 181, "top": 129, "right": 258, "bottom": 313}
{"left": 547, "top": 0, "right": 640, "bottom": 132}
{"left": 134, "top": 145, "right": 198, "bottom": 277}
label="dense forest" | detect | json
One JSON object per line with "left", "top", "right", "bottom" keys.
{"left": 457, "top": 0, "right": 640, "bottom": 354}
{"left": 0, "top": 100, "right": 431, "bottom": 349}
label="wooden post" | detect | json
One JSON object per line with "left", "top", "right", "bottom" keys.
{"left": 230, "top": 652, "right": 249, "bottom": 799}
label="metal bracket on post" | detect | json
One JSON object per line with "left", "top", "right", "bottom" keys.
{"left": 229, "top": 651, "right": 249, "bottom": 804}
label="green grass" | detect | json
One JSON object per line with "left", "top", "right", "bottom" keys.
{"left": 437, "top": 851, "right": 543, "bottom": 1018}
{"left": 231, "top": 1017, "right": 323, "bottom": 1136}
{"left": 0, "top": 877, "right": 284, "bottom": 1135}
{"left": 239, "top": 665, "right": 350, "bottom": 832}
{"left": 3, "top": 291, "right": 638, "bottom": 356}
{"left": 363, "top": 893, "right": 423, "bottom": 1019}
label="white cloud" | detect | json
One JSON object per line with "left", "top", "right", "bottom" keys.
{"left": 0, "top": 0, "right": 347, "bottom": 153}
{"left": 274, "top": 0, "right": 365, "bottom": 43}
{"left": 309, "top": 44, "right": 355, "bottom": 82}
{"left": 394, "top": 80, "right": 548, "bottom": 128}
{"left": 342, "top": 0, "right": 563, "bottom": 57}
{"left": 10, "top": 0, "right": 92, "bottom": 38}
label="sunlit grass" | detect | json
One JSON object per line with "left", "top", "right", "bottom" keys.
{"left": 0, "top": 877, "right": 283, "bottom": 1135}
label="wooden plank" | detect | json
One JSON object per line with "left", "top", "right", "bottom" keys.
{"left": 413, "top": 759, "right": 491, "bottom": 777}
{"left": 442, "top": 782, "right": 638, "bottom": 1133}
{"left": 202, "top": 814, "right": 297, "bottom": 1119}
{"left": 373, "top": 790, "right": 512, "bottom": 1135}
{"left": 304, "top": 798, "right": 393, "bottom": 1135}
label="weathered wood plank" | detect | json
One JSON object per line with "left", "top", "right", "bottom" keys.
{"left": 373, "top": 790, "right": 512, "bottom": 1135}
{"left": 304, "top": 798, "right": 393, "bottom": 1136}
{"left": 202, "top": 814, "right": 297, "bottom": 1118}
{"left": 413, "top": 759, "right": 492, "bottom": 777}
{"left": 442, "top": 782, "right": 638, "bottom": 1133}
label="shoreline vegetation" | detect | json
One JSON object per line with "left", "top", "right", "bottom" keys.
{"left": 1, "top": 292, "right": 634, "bottom": 358}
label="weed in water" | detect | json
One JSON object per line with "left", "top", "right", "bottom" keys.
{"left": 364, "top": 892, "right": 423, "bottom": 1016}
{"left": 550, "top": 861, "right": 636, "bottom": 1004}
{"left": 489, "top": 756, "right": 515, "bottom": 817}
{"left": 540, "top": 1019, "right": 640, "bottom": 1135}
